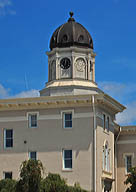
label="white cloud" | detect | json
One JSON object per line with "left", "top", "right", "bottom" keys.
{"left": 99, "top": 81, "right": 126, "bottom": 100}
{"left": 116, "top": 102, "right": 136, "bottom": 125}
{"left": 0, "top": 84, "right": 10, "bottom": 98}
{"left": 13, "top": 89, "right": 40, "bottom": 98}
{"left": 99, "top": 81, "right": 136, "bottom": 125}
{"left": 0, "top": 0, "right": 16, "bottom": 16}
{"left": 0, "top": 83, "right": 39, "bottom": 99}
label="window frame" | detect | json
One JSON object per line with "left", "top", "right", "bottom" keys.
{"left": 103, "top": 141, "right": 111, "bottom": 173}
{"left": 102, "top": 113, "right": 110, "bottom": 132}
{"left": 124, "top": 153, "right": 134, "bottom": 174}
{"left": 61, "top": 110, "right": 74, "bottom": 129}
{"left": 4, "top": 129, "right": 13, "bottom": 149}
{"left": 3, "top": 172, "right": 12, "bottom": 179}
{"left": 64, "top": 113, "right": 72, "bottom": 128}
{"left": 29, "top": 151, "right": 37, "bottom": 160}
{"left": 103, "top": 114, "right": 106, "bottom": 130}
{"left": 62, "top": 149, "right": 73, "bottom": 170}
{"left": 27, "top": 112, "right": 39, "bottom": 128}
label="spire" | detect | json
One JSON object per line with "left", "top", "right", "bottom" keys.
{"left": 68, "top": 11, "right": 75, "bottom": 22}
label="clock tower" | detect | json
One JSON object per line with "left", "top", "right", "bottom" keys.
{"left": 40, "top": 12, "right": 97, "bottom": 96}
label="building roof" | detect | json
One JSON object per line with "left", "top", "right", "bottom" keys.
{"left": 0, "top": 91, "right": 125, "bottom": 115}
{"left": 50, "top": 12, "right": 93, "bottom": 50}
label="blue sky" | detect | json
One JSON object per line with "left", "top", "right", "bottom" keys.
{"left": 0, "top": 0, "right": 136, "bottom": 125}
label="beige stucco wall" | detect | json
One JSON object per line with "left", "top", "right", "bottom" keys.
{"left": 0, "top": 106, "right": 94, "bottom": 191}
{"left": 117, "top": 134, "right": 136, "bottom": 192}
{"left": 96, "top": 109, "right": 115, "bottom": 192}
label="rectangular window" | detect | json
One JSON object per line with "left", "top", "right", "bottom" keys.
{"left": 4, "top": 172, "right": 12, "bottom": 179}
{"left": 125, "top": 155, "right": 132, "bottom": 173}
{"left": 29, "top": 151, "right": 37, "bottom": 160}
{"left": 63, "top": 150, "right": 72, "bottom": 169}
{"left": 106, "top": 116, "right": 110, "bottom": 131}
{"left": 4, "top": 129, "right": 13, "bottom": 148}
{"left": 28, "top": 113, "right": 38, "bottom": 128}
{"left": 64, "top": 113, "right": 72, "bottom": 128}
{"left": 103, "top": 114, "right": 106, "bottom": 130}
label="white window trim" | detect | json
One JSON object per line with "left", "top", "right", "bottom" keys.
{"left": 123, "top": 153, "right": 134, "bottom": 174}
{"left": 27, "top": 112, "right": 39, "bottom": 128}
{"left": 4, "top": 129, "right": 13, "bottom": 149}
{"left": 62, "top": 149, "right": 73, "bottom": 170}
{"left": 61, "top": 110, "right": 74, "bottom": 129}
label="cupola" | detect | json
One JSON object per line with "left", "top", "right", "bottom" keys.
{"left": 50, "top": 12, "right": 93, "bottom": 50}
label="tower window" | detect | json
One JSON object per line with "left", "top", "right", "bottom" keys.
{"left": 78, "top": 35, "right": 84, "bottom": 42}
{"left": 62, "top": 35, "right": 68, "bottom": 42}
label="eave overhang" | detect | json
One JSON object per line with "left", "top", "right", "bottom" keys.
{"left": 0, "top": 93, "right": 125, "bottom": 114}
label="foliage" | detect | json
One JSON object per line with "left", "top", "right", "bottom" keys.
{"left": 16, "top": 160, "right": 44, "bottom": 192}
{"left": 125, "top": 167, "right": 136, "bottom": 192}
{"left": 41, "top": 173, "right": 68, "bottom": 192}
{"left": 68, "top": 182, "right": 88, "bottom": 192}
{"left": 0, "top": 160, "right": 88, "bottom": 192}
{"left": 0, "top": 179, "right": 16, "bottom": 192}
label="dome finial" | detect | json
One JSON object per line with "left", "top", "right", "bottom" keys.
{"left": 69, "top": 11, "right": 74, "bottom": 18}
{"left": 68, "top": 11, "right": 75, "bottom": 22}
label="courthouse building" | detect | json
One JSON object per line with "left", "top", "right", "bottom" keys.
{"left": 0, "top": 12, "right": 135, "bottom": 192}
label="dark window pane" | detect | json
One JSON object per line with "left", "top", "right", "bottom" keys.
{"left": 64, "top": 150, "right": 72, "bottom": 158}
{"left": 5, "top": 172, "right": 12, "bottom": 179}
{"left": 30, "top": 152, "right": 37, "bottom": 160}
{"left": 6, "top": 139, "right": 13, "bottom": 148}
{"left": 65, "top": 120, "right": 72, "bottom": 128}
{"left": 65, "top": 114, "right": 72, "bottom": 121}
{"left": 65, "top": 160, "right": 72, "bottom": 169}
{"left": 6, "top": 130, "right": 13, "bottom": 138}
{"left": 31, "top": 115, "right": 37, "bottom": 127}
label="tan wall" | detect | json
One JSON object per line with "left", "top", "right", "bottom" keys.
{"left": 96, "top": 110, "right": 115, "bottom": 192}
{"left": 117, "top": 134, "right": 136, "bottom": 192}
{"left": 0, "top": 106, "right": 94, "bottom": 191}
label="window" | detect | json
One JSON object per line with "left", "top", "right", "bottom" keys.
{"left": 4, "top": 172, "right": 12, "bottom": 179}
{"left": 63, "top": 150, "right": 72, "bottom": 170}
{"left": 64, "top": 113, "right": 72, "bottom": 128}
{"left": 28, "top": 113, "right": 38, "bottom": 128}
{"left": 29, "top": 151, "right": 37, "bottom": 160}
{"left": 4, "top": 129, "right": 13, "bottom": 148}
{"left": 103, "top": 114, "right": 106, "bottom": 130}
{"left": 106, "top": 116, "right": 110, "bottom": 132}
{"left": 103, "top": 142, "right": 110, "bottom": 172}
{"left": 125, "top": 155, "right": 132, "bottom": 173}
{"left": 103, "top": 114, "right": 110, "bottom": 132}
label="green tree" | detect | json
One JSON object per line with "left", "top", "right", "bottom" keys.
{"left": 125, "top": 167, "right": 136, "bottom": 192}
{"left": 0, "top": 179, "right": 16, "bottom": 192}
{"left": 41, "top": 173, "right": 68, "bottom": 192}
{"left": 16, "top": 160, "right": 44, "bottom": 192}
{"left": 68, "top": 183, "right": 88, "bottom": 192}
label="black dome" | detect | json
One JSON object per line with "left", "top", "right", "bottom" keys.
{"left": 50, "top": 12, "right": 93, "bottom": 50}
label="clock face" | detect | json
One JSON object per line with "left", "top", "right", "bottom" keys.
{"left": 60, "top": 58, "right": 71, "bottom": 69}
